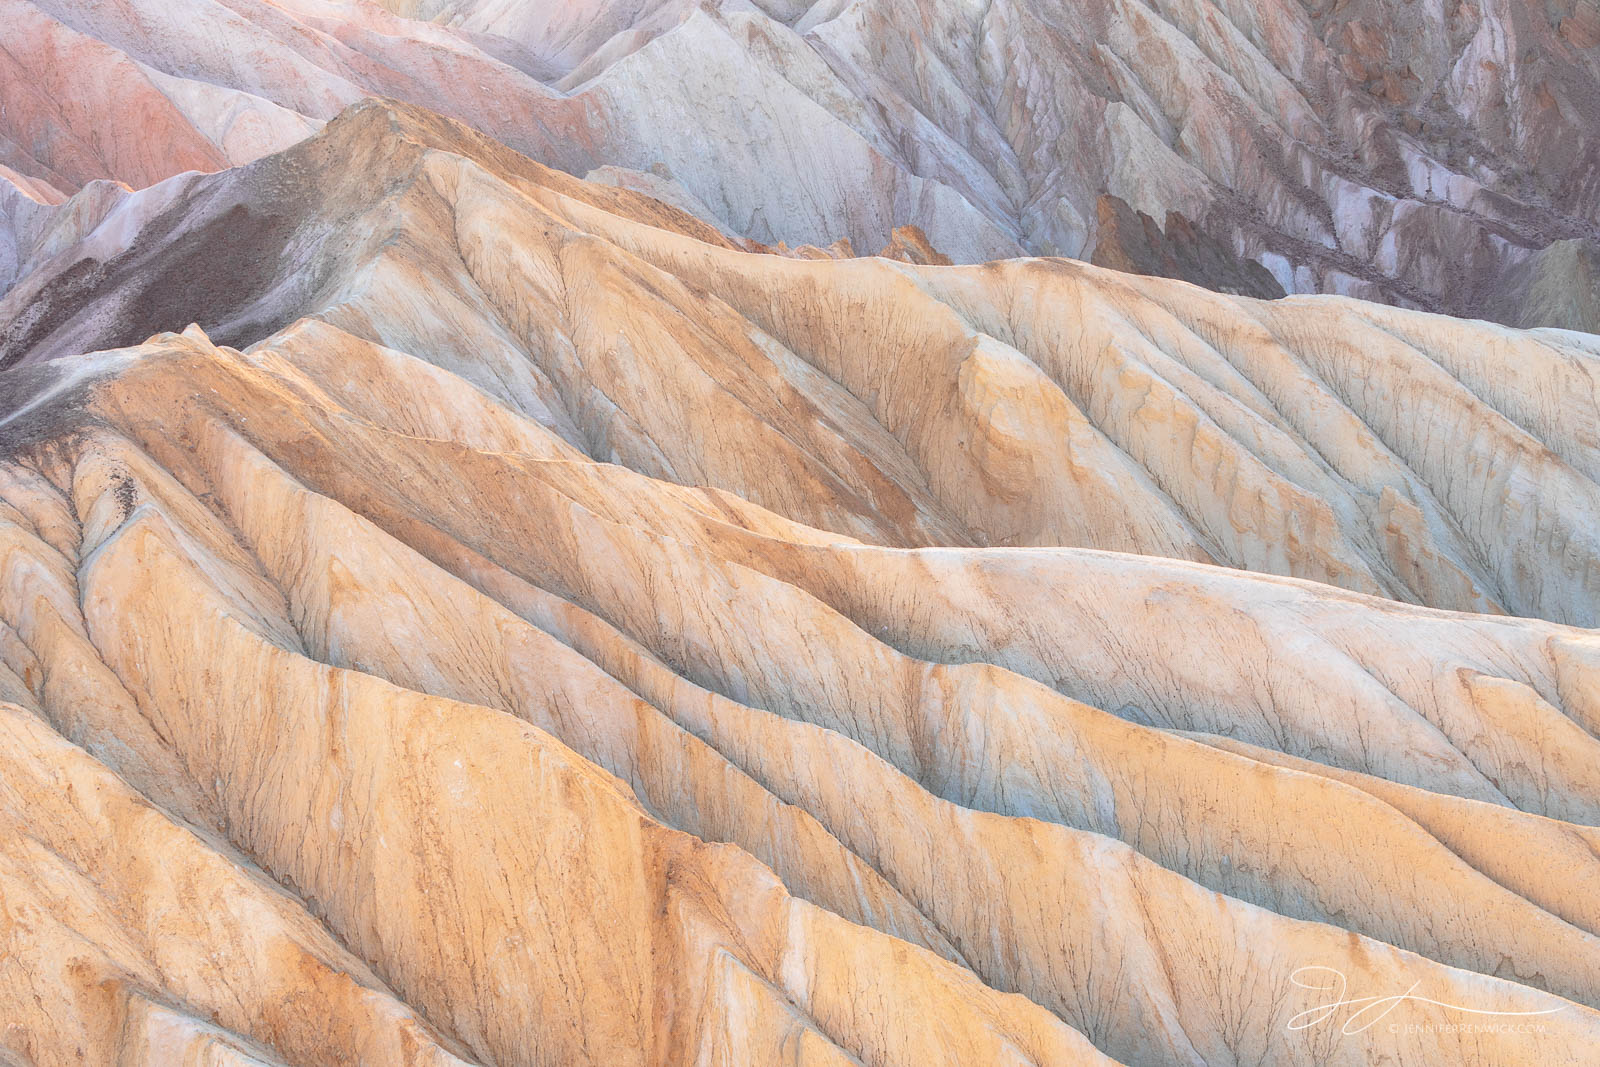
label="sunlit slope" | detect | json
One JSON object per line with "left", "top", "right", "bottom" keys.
{"left": 7, "top": 101, "right": 1599, "bottom": 624}
{"left": 1, "top": 99, "right": 1599, "bottom": 1066}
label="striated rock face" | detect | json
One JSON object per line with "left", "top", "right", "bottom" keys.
{"left": 7, "top": 102, "right": 1600, "bottom": 623}
{"left": 1, "top": 100, "right": 1599, "bottom": 1065}
{"left": 2, "top": 0, "right": 1599, "bottom": 325}
{"left": 1487, "top": 236, "right": 1600, "bottom": 334}
{"left": 1089, "top": 194, "right": 1287, "bottom": 299}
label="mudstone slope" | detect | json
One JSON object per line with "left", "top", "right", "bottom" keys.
{"left": 0, "top": 100, "right": 1598, "bottom": 1065}
{"left": 2, "top": 0, "right": 1600, "bottom": 326}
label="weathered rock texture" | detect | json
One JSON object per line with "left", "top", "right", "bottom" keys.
{"left": 1, "top": 100, "right": 1599, "bottom": 1065}
{"left": 2, "top": 0, "right": 1599, "bottom": 325}
{"left": 1090, "top": 195, "right": 1287, "bottom": 299}
{"left": 1487, "top": 236, "right": 1600, "bottom": 334}
{"left": 8, "top": 103, "right": 1600, "bottom": 624}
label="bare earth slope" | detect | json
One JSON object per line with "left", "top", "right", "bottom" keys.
{"left": 7, "top": 102, "right": 1600, "bottom": 624}
{"left": 2, "top": 0, "right": 1599, "bottom": 325}
{"left": 1, "top": 101, "right": 1600, "bottom": 1065}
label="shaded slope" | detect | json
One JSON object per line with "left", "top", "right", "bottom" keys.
{"left": 4, "top": 0, "right": 1599, "bottom": 324}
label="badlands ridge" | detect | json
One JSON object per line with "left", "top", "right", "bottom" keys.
{"left": 3, "top": 0, "right": 1600, "bottom": 325}
{"left": 0, "top": 97, "right": 1597, "bottom": 1064}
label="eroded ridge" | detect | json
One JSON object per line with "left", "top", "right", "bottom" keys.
{"left": 0, "top": 100, "right": 1598, "bottom": 1066}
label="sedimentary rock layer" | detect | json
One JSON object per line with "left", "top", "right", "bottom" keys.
{"left": 8, "top": 102, "right": 1600, "bottom": 624}
{"left": 2, "top": 0, "right": 1598, "bottom": 323}
{"left": 0, "top": 100, "right": 1598, "bottom": 1065}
